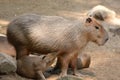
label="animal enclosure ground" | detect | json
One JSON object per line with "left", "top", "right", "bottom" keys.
{"left": 0, "top": 0, "right": 120, "bottom": 80}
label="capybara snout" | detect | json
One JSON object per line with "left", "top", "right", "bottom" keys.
{"left": 98, "top": 28, "right": 109, "bottom": 46}
{"left": 96, "top": 28, "right": 109, "bottom": 46}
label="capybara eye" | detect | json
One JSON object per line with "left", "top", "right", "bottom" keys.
{"left": 95, "top": 26, "right": 99, "bottom": 29}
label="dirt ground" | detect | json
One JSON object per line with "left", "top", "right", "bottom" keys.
{"left": 0, "top": 0, "right": 120, "bottom": 80}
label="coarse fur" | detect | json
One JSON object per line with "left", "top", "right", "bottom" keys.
{"left": 17, "top": 53, "right": 57, "bottom": 80}
{"left": 7, "top": 14, "right": 108, "bottom": 77}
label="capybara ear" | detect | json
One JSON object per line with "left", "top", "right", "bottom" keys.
{"left": 86, "top": 17, "right": 92, "bottom": 23}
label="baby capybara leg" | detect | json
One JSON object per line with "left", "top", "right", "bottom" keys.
{"left": 36, "top": 71, "right": 46, "bottom": 80}
{"left": 15, "top": 46, "right": 29, "bottom": 59}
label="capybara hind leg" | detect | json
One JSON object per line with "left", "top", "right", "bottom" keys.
{"left": 15, "top": 46, "right": 29, "bottom": 59}
{"left": 70, "top": 53, "right": 81, "bottom": 76}
{"left": 70, "top": 57, "right": 79, "bottom": 76}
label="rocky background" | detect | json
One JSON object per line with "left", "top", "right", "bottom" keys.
{"left": 0, "top": 0, "right": 120, "bottom": 80}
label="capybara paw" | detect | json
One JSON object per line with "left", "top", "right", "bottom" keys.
{"left": 73, "top": 72, "right": 83, "bottom": 77}
{"left": 58, "top": 73, "right": 67, "bottom": 78}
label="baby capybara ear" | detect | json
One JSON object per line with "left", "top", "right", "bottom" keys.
{"left": 86, "top": 17, "right": 92, "bottom": 23}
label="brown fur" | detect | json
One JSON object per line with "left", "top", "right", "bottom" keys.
{"left": 7, "top": 14, "right": 108, "bottom": 77}
{"left": 17, "top": 53, "right": 57, "bottom": 80}
{"left": 0, "top": 35, "right": 16, "bottom": 57}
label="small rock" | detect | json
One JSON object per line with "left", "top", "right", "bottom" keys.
{"left": 0, "top": 53, "right": 17, "bottom": 74}
{"left": 57, "top": 76, "right": 82, "bottom": 80}
{"left": 0, "top": 73, "right": 33, "bottom": 80}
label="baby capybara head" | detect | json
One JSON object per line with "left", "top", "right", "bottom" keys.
{"left": 41, "top": 52, "right": 57, "bottom": 67}
{"left": 85, "top": 17, "right": 109, "bottom": 46}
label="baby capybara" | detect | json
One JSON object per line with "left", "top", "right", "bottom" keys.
{"left": 7, "top": 14, "right": 108, "bottom": 77}
{"left": 17, "top": 53, "right": 57, "bottom": 80}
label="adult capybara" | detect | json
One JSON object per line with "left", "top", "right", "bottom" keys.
{"left": 0, "top": 34, "right": 16, "bottom": 57}
{"left": 17, "top": 52, "right": 57, "bottom": 80}
{"left": 7, "top": 14, "right": 108, "bottom": 77}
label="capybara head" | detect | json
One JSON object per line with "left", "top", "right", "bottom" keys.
{"left": 85, "top": 17, "right": 109, "bottom": 46}
{"left": 41, "top": 52, "right": 57, "bottom": 67}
